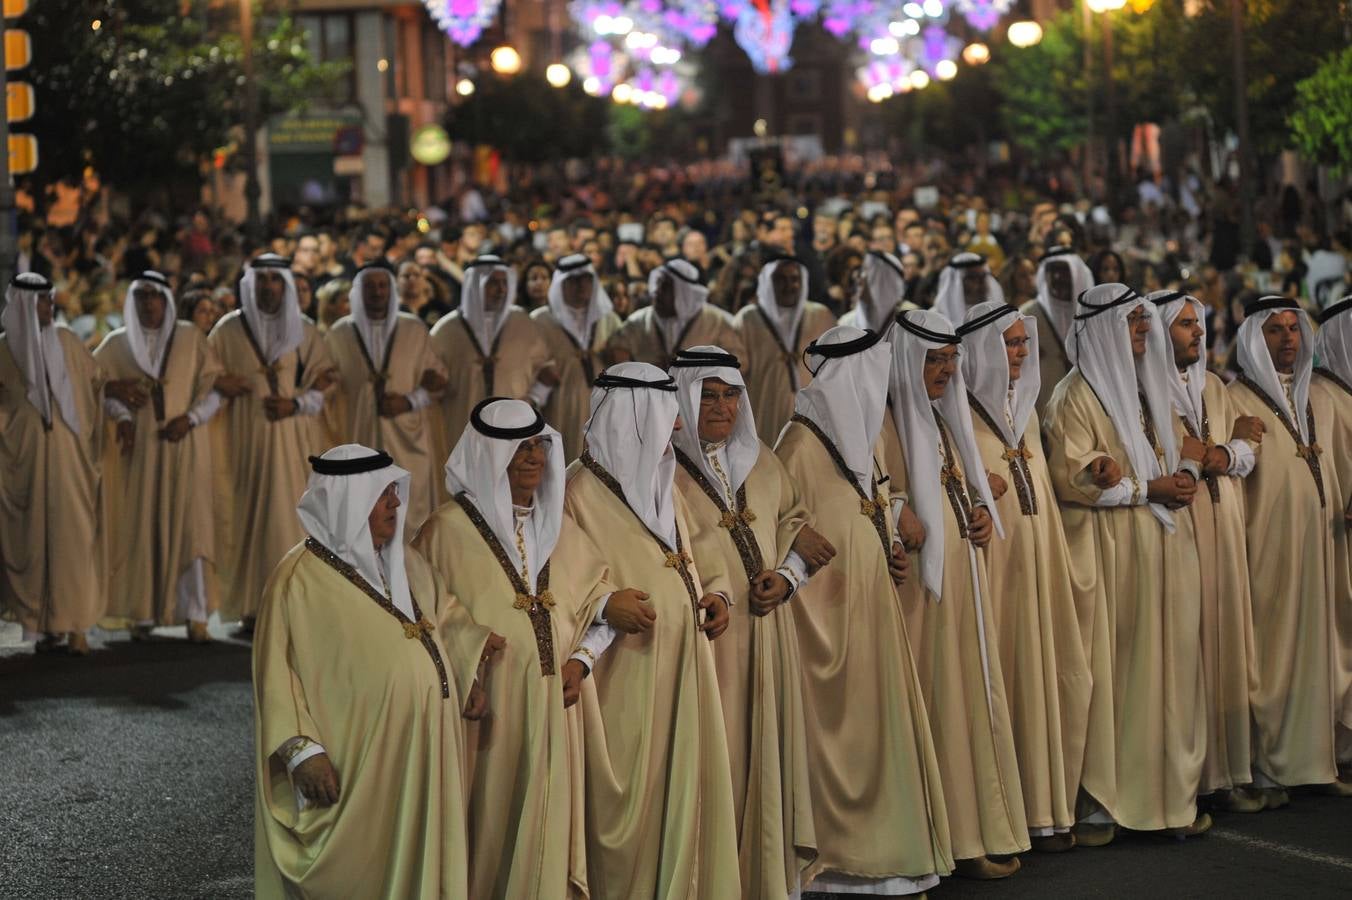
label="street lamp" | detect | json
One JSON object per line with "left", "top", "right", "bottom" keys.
{"left": 1007, "top": 20, "right": 1042, "bottom": 48}
{"left": 455, "top": 78, "right": 476, "bottom": 97}
{"left": 935, "top": 59, "right": 958, "bottom": 80}
{"left": 962, "top": 42, "right": 990, "bottom": 66}
{"left": 1086, "top": 0, "right": 1125, "bottom": 10}
{"left": 546, "top": 63, "right": 571, "bottom": 87}
{"left": 490, "top": 45, "right": 521, "bottom": 75}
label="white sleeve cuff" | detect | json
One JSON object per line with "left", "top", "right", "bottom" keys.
{"left": 104, "top": 397, "right": 133, "bottom": 424}
{"left": 891, "top": 496, "right": 908, "bottom": 532}
{"left": 570, "top": 622, "right": 617, "bottom": 672}
{"left": 187, "top": 390, "right": 223, "bottom": 428}
{"left": 1094, "top": 480, "right": 1135, "bottom": 507}
{"left": 527, "top": 380, "right": 554, "bottom": 408}
{"left": 406, "top": 387, "right": 431, "bottom": 411}
{"left": 1224, "top": 439, "right": 1256, "bottom": 477}
{"left": 294, "top": 389, "right": 325, "bottom": 418}
{"left": 777, "top": 550, "right": 810, "bottom": 598}
{"left": 278, "top": 736, "right": 327, "bottom": 773}
{"left": 1178, "top": 458, "right": 1202, "bottom": 481}
{"left": 592, "top": 593, "right": 610, "bottom": 626}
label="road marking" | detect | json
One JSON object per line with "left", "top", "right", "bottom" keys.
{"left": 1210, "top": 827, "right": 1352, "bottom": 872}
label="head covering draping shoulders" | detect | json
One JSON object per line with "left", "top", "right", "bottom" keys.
{"left": 458, "top": 255, "right": 518, "bottom": 351}
{"left": 547, "top": 253, "right": 613, "bottom": 348}
{"left": 959, "top": 299, "right": 1040, "bottom": 446}
{"left": 347, "top": 262, "right": 404, "bottom": 369}
{"left": 794, "top": 324, "right": 891, "bottom": 493}
{"left": 1236, "top": 294, "right": 1316, "bottom": 441}
{"left": 2, "top": 273, "right": 80, "bottom": 433}
{"left": 754, "top": 255, "right": 810, "bottom": 347}
{"left": 647, "top": 258, "right": 709, "bottom": 332}
{"left": 1034, "top": 246, "right": 1094, "bottom": 351}
{"left": 122, "top": 270, "right": 178, "bottom": 378}
{"left": 239, "top": 253, "right": 304, "bottom": 363}
{"left": 1316, "top": 294, "right": 1352, "bottom": 386}
{"left": 1146, "top": 289, "right": 1207, "bottom": 435}
{"left": 857, "top": 249, "right": 906, "bottom": 334}
{"left": 669, "top": 345, "right": 760, "bottom": 497}
{"left": 933, "top": 251, "right": 1004, "bottom": 322}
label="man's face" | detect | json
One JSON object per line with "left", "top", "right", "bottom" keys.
{"left": 651, "top": 220, "right": 676, "bottom": 248}
{"left": 294, "top": 276, "right": 314, "bottom": 314}
{"left": 654, "top": 273, "right": 677, "bottom": 318}
{"left": 482, "top": 270, "right": 508, "bottom": 312}
{"left": 923, "top": 345, "right": 960, "bottom": 400}
{"left": 294, "top": 237, "right": 319, "bottom": 273}
{"left": 35, "top": 293, "right": 54, "bottom": 328}
{"left": 317, "top": 233, "right": 336, "bottom": 261}
{"left": 368, "top": 482, "right": 401, "bottom": 550}
{"left": 924, "top": 236, "right": 949, "bottom": 265}
{"left": 1098, "top": 254, "right": 1124, "bottom": 284}
{"left": 896, "top": 208, "right": 919, "bottom": 231}
{"left": 769, "top": 217, "right": 795, "bottom": 251}
{"left": 1169, "top": 306, "right": 1204, "bottom": 368}
{"left": 1127, "top": 305, "right": 1151, "bottom": 358}
{"left": 1003, "top": 319, "right": 1030, "bottom": 382}
{"left": 255, "top": 270, "right": 287, "bottom": 315}
{"left": 362, "top": 234, "right": 386, "bottom": 262}
{"left": 812, "top": 215, "right": 837, "bottom": 246}
{"left": 903, "top": 223, "right": 926, "bottom": 251}
{"left": 572, "top": 227, "right": 597, "bottom": 252}
{"left": 562, "top": 273, "right": 594, "bottom": 310}
{"left": 191, "top": 298, "right": 221, "bottom": 333}
{"left": 506, "top": 435, "right": 550, "bottom": 502}
{"left": 397, "top": 263, "right": 425, "bottom": 301}
{"left": 771, "top": 262, "right": 802, "bottom": 309}
{"left": 961, "top": 267, "right": 988, "bottom": 306}
{"left": 362, "top": 272, "right": 392, "bottom": 320}
{"left": 697, "top": 377, "right": 742, "bottom": 444}
{"left": 901, "top": 252, "right": 922, "bottom": 283}
{"left": 1046, "top": 261, "right": 1073, "bottom": 303}
{"left": 681, "top": 230, "right": 708, "bottom": 261}
{"left": 546, "top": 229, "right": 570, "bottom": 258}
{"left": 414, "top": 246, "right": 436, "bottom": 267}
{"left": 870, "top": 224, "right": 895, "bottom": 252}
{"left": 134, "top": 286, "right": 167, "bottom": 330}
{"left": 1262, "top": 311, "right": 1302, "bottom": 373}
{"left": 462, "top": 225, "right": 486, "bottom": 254}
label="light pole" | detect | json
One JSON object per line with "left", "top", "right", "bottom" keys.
{"left": 240, "top": 0, "right": 261, "bottom": 242}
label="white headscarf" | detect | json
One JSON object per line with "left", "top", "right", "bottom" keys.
{"left": 1147, "top": 290, "right": 1206, "bottom": 435}
{"left": 1315, "top": 295, "right": 1352, "bottom": 387}
{"left": 122, "top": 271, "right": 177, "bottom": 378}
{"left": 1237, "top": 295, "right": 1316, "bottom": 442}
{"left": 348, "top": 263, "right": 403, "bottom": 370}
{"left": 444, "top": 398, "right": 564, "bottom": 586}
{"left": 959, "top": 299, "right": 1040, "bottom": 446}
{"left": 670, "top": 346, "right": 760, "bottom": 497}
{"left": 238, "top": 254, "right": 304, "bottom": 363}
{"left": 857, "top": 250, "right": 906, "bottom": 334}
{"left": 1071, "top": 283, "right": 1179, "bottom": 529}
{"left": 890, "top": 309, "right": 1003, "bottom": 598}
{"left": 459, "top": 255, "right": 518, "bottom": 352}
{"left": 1034, "top": 246, "right": 1094, "bottom": 356}
{"left": 755, "top": 256, "right": 810, "bottom": 349}
{"left": 585, "top": 361, "right": 682, "bottom": 548}
{"left": 794, "top": 324, "right": 891, "bottom": 495}
{"left": 1, "top": 273, "right": 79, "bottom": 433}
{"left": 297, "top": 444, "right": 415, "bottom": 620}
{"left": 933, "top": 252, "right": 1004, "bottom": 322}
{"left": 548, "top": 253, "right": 613, "bottom": 348}
{"left": 648, "top": 258, "right": 708, "bottom": 337}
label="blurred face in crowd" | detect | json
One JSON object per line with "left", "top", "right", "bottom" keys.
{"left": 902, "top": 223, "right": 926, "bottom": 252}
{"left": 870, "top": 223, "right": 896, "bottom": 252}
{"left": 461, "top": 224, "right": 487, "bottom": 256}
{"left": 653, "top": 272, "right": 676, "bottom": 318}
{"left": 1097, "top": 254, "right": 1124, "bottom": 284}
{"left": 481, "top": 270, "right": 509, "bottom": 313}
{"left": 895, "top": 208, "right": 919, "bottom": 232}
{"left": 1127, "top": 304, "right": 1151, "bottom": 358}
{"left": 923, "top": 344, "right": 960, "bottom": 400}
{"left": 1004, "top": 318, "right": 1030, "bottom": 382}
{"left": 294, "top": 275, "right": 314, "bottom": 315}
{"left": 414, "top": 246, "right": 437, "bottom": 268}
{"left": 766, "top": 216, "right": 795, "bottom": 252}
{"left": 583, "top": 239, "right": 604, "bottom": 273}
{"left": 650, "top": 218, "right": 677, "bottom": 249}
{"left": 362, "top": 271, "right": 392, "bottom": 321}
{"left": 190, "top": 296, "right": 222, "bottom": 334}
{"left": 1169, "top": 305, "right": 1204, "bottom": 368}
{"left": 681, "top": 230, "right": 708, "bottom": 264}
{"left": 356, "top": 233, "right": 386, "bottom": 265}
{"left": 571, "top": 226, "right": 597, "bottom": 252}
{"left": 771, "top": 262, "right": 802, "bottom": 309}
{"left": 294, "top": 235, "right": 319, "bottom": 274}
{"left": 546, "top": 228, "right": 570, "bottom": 260}
{"left": 270, "top": 237, "right": 290, "bottom": 257}
{"left": 1262, "top": 311, "right": 1302, "bottom": 374}
{"left": 975, "top": 210, "right": 991, "bottom": 236}
{"left": 962, "top": 266, "right": 989, "bottom": 306}
{"left": 317, "top": 232, "right": 337, "bottom": 264}
{"left": 134, "top": 285, "right": 167, "bottom": 330}
{"left": 255, "top": 270, "right": 287, "bottom": 315}
{"left": 398, "top": 262, "right": 428, "bottom": 304}
{"left": 368, "top": 482, "right": 400, "bottom": 550}
{"left": 901, "top": 251, "right": 922, "bottom": 283}
{"left": 697, "top": 377, "right": 742, "bottom": 444}
{"left": 924, "top": 234, "right": 950, "bottom": 268}
{"left": 562, "top": 272, "right": 594, "bottom": 310}
{"left": 812, "top": 215, "right": 837, "bottom": 248}
{"left": 1046, "top": 260, "right": 1073, "bottom": 303}
{"left": 526, "top": 265, "right": 551, "bottom": 304}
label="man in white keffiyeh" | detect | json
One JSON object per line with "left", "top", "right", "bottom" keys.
{"left": 932, "top": 252, "right": 1004, "bottom": 322}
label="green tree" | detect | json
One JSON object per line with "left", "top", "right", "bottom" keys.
{"left": 1288, "top": 47, "right": 1352, "bottom": 176}
{"left": 445, "top": 74, "right": 611, "bottom": 163}
{"left": 26, "top": 0, "right": 345, "bottom": 200}
{"left": 987, "top": 11, "right": 1090, "bottom": 161}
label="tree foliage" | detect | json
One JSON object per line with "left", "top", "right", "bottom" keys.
{"left": 987, "top": 11, "right": 1089, "bottom": 161}
{"left": 1288, "top": 47, "right": 1352, "bottom": 176}
{"left": 26, "top": 0, "right": 346, "bottom": 194}
{"left": 445, "top": 74, "right": 612, "bottom": 163}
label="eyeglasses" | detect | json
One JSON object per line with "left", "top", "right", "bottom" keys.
{"left": 699, "top": 388, "right": 743, "bottom": 405}
{"left": 924, "top": 351, "right": 961, "bottom": 367}
{"left": 1003, "top": 337, "right": 1030, "bottom": 350}
{"left": 514, "top": 436, "right": 554, "bottom": 455}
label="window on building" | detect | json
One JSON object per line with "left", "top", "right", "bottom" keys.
{"left": 297, "top": 13, "right": 357, "bottom": 103}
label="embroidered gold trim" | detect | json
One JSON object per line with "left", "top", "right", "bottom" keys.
{"left": 968, "top": 395, "right": 1038, "bottom": 516}
{"left": 1236, "top": 373, "right": 1326, "bottom": 508}
{"left": 790, "top": 415, "right": 891, "bottom": 556}
{"left": 675, "top": 447, "right": 767, "bottom": 584}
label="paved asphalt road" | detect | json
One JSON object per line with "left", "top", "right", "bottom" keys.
{"left": 3, "top": 622, "right": 1351, "bottom": 899}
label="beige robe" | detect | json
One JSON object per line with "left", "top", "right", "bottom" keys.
{"left": 606, "top": 305, "right": 745, "bottom": 370}
{"left": 1311, "top": 369, "right": 1352, "bottom": 753}
{"left": 968, "top": 400, "right": 1092, "bottom": 834}
{"left": 1019, "top": 301, "right": 1072, "bottom": 417}
{"left": 429, "top": 308, "right": 552, "bottom": 476}
{"left": 563, "top": 457, "right": 741, "bottom": 899}
{"left": 412, "top": 499, "right": 610, "bottom": 900}
{"left": 530, "top": 307, "right": 622, "bottom": 461}
{"left": 883, "top": 411, "right": 1030, "bottom": 860}
{"left": 673, "top": 445, "right": 817, "bottom": 898}
{"left": 0, "top": 328, "right": 106, "bottom": 634}
{"left": 775, "top": 418, "right": 952, "bottom": 884}
{"left": 253, "top": 540, "right": 485, "bottom": 900}
{"left": 1165, "top": 373, "right": 1258, "bottom": 791}
{"left": 210, "top": 311, "right": 334, "bottom": 621}
{"left": 96, "top": 322, "right": 221, "bottom": 625}
{"left": 1045, "top": 371, "right": 1205, "bottom": 829}
{"left": 325, "top": 314, "right": 447, "bottom": 537}
{"left": 734, "top": 303, "right": 837, "bottom": 446}
{"left": 1229, "top": 374, "right": 1340, "bottom": 785}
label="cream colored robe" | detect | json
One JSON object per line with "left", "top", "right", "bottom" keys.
{"left": 1019, "top": 301, "right": 1072, "bottom": 417}
{"left": 253, "top": 540, "right": 485, "bottom": 900}
{"left": 775, "top": 418, "right": 952, "bottom": 884}
{"left": 1228, "top": 374, "right": 1340, "bottom": 785}
{"left": 734, "top": 303, "right": 837, "bottom": 446}
{"left": 1165, "top": 372, "right": 1258, "bottom": 791}
{"left": 882, "top": 410, "right": 1030, "bottom": 860}
{"left": 562, "top": 457, "right": 741, "bottom": 899}
{"left": 0, "top": 328, "right": 106, "bottom": 634}
{"left": 606, "top": 305, "right": 745, "bottom": 370}
{"left": 530, "top": 307, "right": 622, "bottom": 462}
{"left": 1311, "top": 369, "right": 1352, "bottom": 754}
{"left": 967, "top": 400, "right": 1092, "bottom": 834}
{"left": 413, "top": 498, "right": 610, "bottom": 900}
{"left": 673, "top": 445, "right": 817, "bottom": 899}
{"left": 429, "top": 308, "right": 552, "bottom": 477}
{"left": 96, "top": 322, "right": 221, "bottom": 625}
{"left": 1044, "top": 371, "right": 1205, "bottom": 829}
{"left": 325, "top": 314, "right": 447, "bottom": 537}
{"left": 210, "top": 311, "right": 334, "bottom": 622}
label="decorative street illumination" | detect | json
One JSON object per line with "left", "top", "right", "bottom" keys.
{"left": 962, "top": 41, "right": 990, "bottom": 65}
{"left": 866, "top": 82, "right": 894, "bottom": 103}
{"left": 546, "top": 63, "right": 572, "bottom": 87}
{"left": 870, "top": 37, "right": 900, "bottom": 56}
{"left": 582, "top": 76, "right": 601, "bottom": 95}
{"left": 1086, "top": 0, "right": 1126, "bottom": 11}
{"left": 1007, "top": 19, "right": 1043, "bottom": 47}
{"left": 909, "top": 69, "right": 931, "bottom": 89}
{"left": 490, "top": 45, "right": 522, "bottom": 75}
{"left": 611, "top": 82, "right": 633, "bottom": 103}
{"left": 455, "top": 78, "right": 475, "bottom": 97}
{"left": 935, "top": 59, "right": 958, "bottom": 80}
